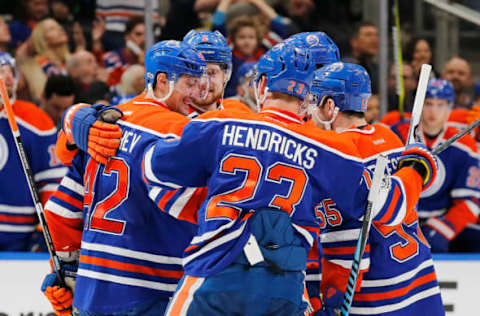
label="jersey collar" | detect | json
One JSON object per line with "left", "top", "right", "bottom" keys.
{"left": 342, "top": 124, "right": 375, "bottom": 134}
{"left": 260, "top": 107, "right": 304, "bottom": 125}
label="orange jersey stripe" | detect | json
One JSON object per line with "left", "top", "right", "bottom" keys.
{"left": 167, "top": 276, "right": 199, "bottom": 316}
{"left": 80, "top": 255, "right": 184, "bottom": 279}
{"left": 0, "top": 214, "right": 36, "bottom": 223}
{"left": 353, "top": 271, "right": 438, "bottom": 301}
{"left": 53, "top": 190, "right": 83, "bottom": 209}
{"left": 157, "top": 190, "right": 179, "bottom": 211}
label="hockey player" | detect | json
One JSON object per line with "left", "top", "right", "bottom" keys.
{"left": 391, "top": 79, "right": 480, "bottom": 253}
{"left": 183, "top": 30, "right": 252, "bottom": 116}
{"left": 308, "top": 62, "right": 444, "bottom": 315}
{"left": 0, "top": 52, "right": 66, "bottom": 251}
{"left": 142, "top": 43, "right": 437, "bottom": 315}
{"left": 41, "top": 40, "right": 208, "bottom": 316}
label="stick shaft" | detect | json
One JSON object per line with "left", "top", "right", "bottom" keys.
{"left": 433, "top": 119, "right": 480, "bottom": 155}
{"left": 407, "top": 64, "right": 432, "bottom": 145}
{"left": 0, "top": 79, "right": 64, "bottom": 284}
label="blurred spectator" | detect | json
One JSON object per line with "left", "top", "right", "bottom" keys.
{"left": 9, "top": 0, "right": 49, "bottom": 48}
{"left": 365, "top": 94, "right": 380, "bottom": 124}
{"left": 227, "top": 61, "right": 257, "bottom": 111}
{"left": 442, "top": 56, "right": 473, "bottom": 109}
{"left": 273, "top": 0, "right": 314, "bottom": 34}
{"left": 405, "top": 37, "right": 437, "bottom": 79}
{"left": 0, "top": 17, "right": 11, "bottom": 53}
{"left": 18, "top": 18, "right": 69, "bottom": 103}
{"left": 344, "top": 22, "right": 379, "bottom": 93}
{"left": 387, "top": 63, "right": 417, "bottom": 112}
{"left": 213, "top": 0, "right": 288, "bottom": 97}
{"left": 96, "top": 0, "right": 159, "bottom": 51}
{"left": 102, "top": 17, "right": 145, "bottom": 87}
{"left": 163, "top": 0, "right": 200, "bottom": 40}
{"left": 474, "top": 82, "right": 480, "bottom": 107}
{"left": 0, "top": 52, "right": 66, "bottom": 251}
{"left": 67, "top": 50, "right": 110, "bottom": 104}
{"left": 111, "top": 64, "right": 145, "bottom": 105}
{"left": 40, "top": 74, "right": 75, "bottom": 127}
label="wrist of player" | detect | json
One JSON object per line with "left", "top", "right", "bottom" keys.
{"left": 398, "top": 143, "right": 437, "bottom": 189}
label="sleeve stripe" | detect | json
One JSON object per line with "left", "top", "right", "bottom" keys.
{"left": 387, "top": 178, "right": 407, "bottom": 226}
{"left": 323, "top": 245, "right": 370, "bottom": 256}
{"left": 34, "top": 167, "right": 68, "bottom": 182}
{"left": 426, "top": 217, "right": 455, "bottom": 240}
{"left": 39, "top": 183, "right": 59, "bottom": 193}
{"left": 330, "top": 258, "right": 370, "bottom": 271}
{"left": 169, "top": 188, "right": 197, "bottom": 219}
{"left": 292, "top": 223, "right": 314, "bottom": 247}
{"left": 321, "top": 229, "right": 361, "bottom": 243}
{"left": 451, "top": 188, "right": 480, "bottom": 199}
{"left": 465, "top": 200, "right": 480, "bottom": 217}
{"left": 45, "top": 200, "right": 83, "bottom": 219}
{"left": 144, "top": 146, "right": 181, "bottom": 189}
{"left": 61, "top": 177, "right": 84, "bottom": 195}
{"left": 0, "top": 204, "right": 35, "bottom": 215}
{"left": 148, "top": 187, "right": 163, "bottom": 202}
{"left": 53, "top": 190, "right": 83, "bottom": 209}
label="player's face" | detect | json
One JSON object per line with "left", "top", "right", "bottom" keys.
{"left": 234, "top": 26, "right": 258, "bottom": 57}
{"left": 167, "top": 74, "right": 208, "bottom": 115}
{"left": 0, "top": 65, "right": 15, "bottom": 97}
{"left": 192, "top": 63, "right": 225, "bottom": 107}
{"left": 421, "top": 98, "right": 450, "bottom": 132}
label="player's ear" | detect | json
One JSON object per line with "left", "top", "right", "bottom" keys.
{"left": 326, "top": 98, "right": 336, "bottom": 118}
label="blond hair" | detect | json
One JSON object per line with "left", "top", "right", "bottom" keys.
{"left": 30, "top": 18, "right": 69, "bottom": 66}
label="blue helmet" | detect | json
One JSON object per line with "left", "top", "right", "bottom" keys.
{"left": 0, "top": 52, "right": 15, "bottom": 69}
{"left": 286, "top": 32, "right": 340, "bottom": 68}
{"left": 426, "top": 78, "right": 455, "bottom": 106}
{"left": 144, "top": 40, "right": 207, "bottom": 87}
{"left": 255, "top": 43, "right": 316, "bottom": 100}
{"left": 310, "top": 62, "right": 371, "bottom": 112}
{"left": 237, "top": 61, "right": 256, "bottom": 85}
{"left": 183, "top": 30, "right": 232, "bottom": 76}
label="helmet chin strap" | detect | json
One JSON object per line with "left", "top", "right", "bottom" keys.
{"left": 146, "top": 80, "right": 175, "bottom": 103}
{"left": 308, "top": 104, "right": 339, "bottom": 130}
{"left": 253, "top": 80, "right": 268, "bottom": 113}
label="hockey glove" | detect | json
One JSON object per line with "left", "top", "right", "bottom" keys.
{"left": 422, "top": 217, "right": 455, "bottom": 252}
{"left": 41, "top": 264, "right": 77, "bottom": 316}
{"left": 62, "top": 103, "right": 123, "bottom": 164}
{"left": 398, "top": 143, "right": 437, "bottom": 190}
{"left": 313, "top": 286, "right": 343, "bottom": 316}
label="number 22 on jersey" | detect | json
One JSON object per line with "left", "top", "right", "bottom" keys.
{"left": 206, "top": 153, "right": 308, "bottom": 221}
{"left": 84, "top": 157, "right": 130, "bottom": 235}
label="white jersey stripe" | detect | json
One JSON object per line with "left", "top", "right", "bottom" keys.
{"left": 144, "top": 146, "right": 181, "bottom": 189}
{"left": 0, "top": 224, "right": 36, "bottom": 232}
{"left": 184, "top": 221, "right": 248, "bottom": 265}
{"left": 330, "top": 258, "right": 370, "bottom": 271}
{"left": 451, "top": 188, "right": 480, "bottom": 199}
{"left": 191, "top": 219, "right": 236, "bottom": 244}
{"left": 77, "top": 269, "right": 177, "bottom": 292}
{"left": 34, "top": 167, "right": 68, "bottom": 182}
{"left": 0, "top": 204, "right": 35, "bottom": 215}
{"left": 466, "top": 199, "right": 480, "bottom": 216}
{"left": 61, "top": 177, "right": 84, "bottom": 195}
{"left": 305, "top": 274, "right": 322, "bottom": 281}
{"left": 148, "top": 187, "right": 163, "bottom": 202}
{"left": 81, "top": 241, "right": 183, "bottom": 265}
{"left": 388, "top": 177, "right": 407, "bottom": 226}
{"left": 321, "top": 229, "right": 361, "bottom": 243}
{"left": 170, "top": 188, "right": 197, "bottom": 219}
{"left": 417, "top": 209, "right": 445, "bottom": 218}
{"left": 426, "top": 218, "right": 455, "bottom": 240}
{"left": 350, "top": 286, "right": 440, "bottom": 315}
{"left": 361, "top": 259, "right": 434, "bottom": 287}
{"left": 45, "top": 200, "right": 83, "bottom": 219}
{"left": 39, "top": 183, "right": 59, "bottom": 193}
{"left": 292, "top": 224, "right": 314, "bottom": 247}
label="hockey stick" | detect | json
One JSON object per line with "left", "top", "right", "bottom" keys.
{"left": 406, "top": 64, "right": 432, "bottom": 145}
{"left": 0, "top": 79, "right": 65, "bottom": 285}
{"left": 340, "top": 154, "right": 388, "bottom": 316}
{"left": 393, "top": 0, "right": 405, "bottom": 119}
{"left": 433, "top": 118, "right": 480, "bottom": 155}
{"left": 340, "top": 64, "right": 432, "bottom": 316}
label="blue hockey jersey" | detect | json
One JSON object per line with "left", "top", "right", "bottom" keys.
{"left": 44, "top": 95, "right": 198, "bottom": 314}
{"left": 143, "top": 107, "right": 425, "bottom": 278}
{"left": 0, "top": 100, "right": 66, "bottom": 251}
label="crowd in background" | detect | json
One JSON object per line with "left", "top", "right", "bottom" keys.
{"left": 1, "top": 0, "right": 480, "bottom": 252}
